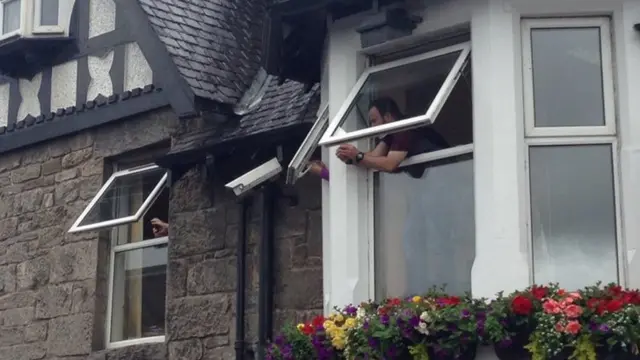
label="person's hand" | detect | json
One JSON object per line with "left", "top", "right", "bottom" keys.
{"left": 308, "top": 161, "right": 326, "bottom": 176}
{"left": 151, "top": 218, "right": 169, "bottom": 237}
{"left": 336, "top": 144, "right": 359, "bottom": 163}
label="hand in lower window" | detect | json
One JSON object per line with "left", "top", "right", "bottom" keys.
{"left": 151, "top": 218, "right": 169, "bottom": 238}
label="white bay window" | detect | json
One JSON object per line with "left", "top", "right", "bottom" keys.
{"left": 313, "top": 40, "right": 474, "bottom": 300}
{"left": 522, "top": 17, "right": 622, "bottom": 290}
{"left": 69, "top": 163, "right": 169, "bottom": 348}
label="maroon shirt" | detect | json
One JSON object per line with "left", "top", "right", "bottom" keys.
{"left": 379, "top": 130, "right": 416, "bottom": 154}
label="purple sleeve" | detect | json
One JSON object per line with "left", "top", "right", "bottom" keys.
{"left": 320, "top": 167, "right": 330, "bottom": 181}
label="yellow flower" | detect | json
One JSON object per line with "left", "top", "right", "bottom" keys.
{"left": 323, "top": 320, "right": 335, "bottom": 331}
{"left": 344, "top": 318, "right": 357, "bottom": 329}
{"left": 412, "top": 296, "right": 422, "bottom": 303}
{"left": 331, "top": 336, "right": 346, "bottom": 350}
{"left": 334, "top": 313, "right": 344, "bottom": 323}
{"left": 296, "top": 323, "right": 305, "bottom": 331}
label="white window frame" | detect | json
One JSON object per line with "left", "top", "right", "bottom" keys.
{"left": 369, "top": 144, "right": 475, "bottom": 299}
{"left": 0, "top": 0, "right": 23, "bottom": 40}
{"left": 522, "top": 17, "right": 616, "bottom": 138}
{"left": 105, "top": 235, "right": 168, "bottom": 349}
{"left": 521, "top": 17, "right": 625, "bottom": 287}
{"left": 68, "top": 164, "right": 168, "bottom": 233}
{"left": 33, "top": 0, "right": 65, "bottom": 34}
{"left": 286, "top": 103, "right": 329, "bottom": 184}
{"left": 69, "top": 161, "right": 169, "bottom": 348}
{"left": 318, "top": 42, "right": 471, "bottom": 147}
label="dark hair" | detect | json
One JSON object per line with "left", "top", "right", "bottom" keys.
{"left": 369, "top": 97, "right": 404, "bottom": 120}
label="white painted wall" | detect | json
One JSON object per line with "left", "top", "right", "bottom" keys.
{"left": 89, "top": 0, "right": 116, "bottom": 38}
{"left": 322, "top": 0, "right": 640, "bottom": 358}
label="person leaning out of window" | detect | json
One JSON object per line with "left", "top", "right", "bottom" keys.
{"left": 308, "top": 97, "right": 440, "bottom": 179}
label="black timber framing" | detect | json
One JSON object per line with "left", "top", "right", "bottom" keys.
{"left": 113, "top": 0, "right": 197, "bottom": 119}
{"left": 0, "top": 88, "right": 170, "bottom": 154}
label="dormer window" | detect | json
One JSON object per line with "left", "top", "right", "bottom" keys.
{"left": 0, "top": 0, "right": 71, "bottom": 41}
{"left": 1, "top": 0, "right": 21, "bottom": 37}
{"left": 34, "top": 0, "right": 63, "bottom": 32}
{"left": 0, "top": 0, "right": 75, "bottom": 77}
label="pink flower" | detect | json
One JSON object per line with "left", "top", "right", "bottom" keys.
{"left": 565, "top": 321, "right": 581, "bottom": 335}
{"left": 563, "top": 297, "right": 574, "bottom": 305}
{"left": 543, "top": 299, "right": 562, "bottom": 314}
{"left": 568, "top": 292, "right": 581, "bottom": 299}
{"left": 564, "top": 305, "right": 583, "bottom": 319}
{"left": 555, "top": 322, "right": 565, "bottom": 332}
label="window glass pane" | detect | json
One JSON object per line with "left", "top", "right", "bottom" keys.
{"left": 112, "top": 187, "right": 170, "bottom": 246}
{"left": 78, "top": 167, "right": 166, "bottom": 228}
{"left": 375, "top": 154, "right": 475, "bottom": 298}
{"left": 529, "top": 145, "right": 617, "bottom": 289}
{"left": 110, "top": 244, "right": 167, "bottom": 342}
{"left": 40, "top": 0, "right": 59, "bottom": 26}
{"left": 3, "top": 0, "right": 21, "bottom": 34}
{"left": 335, "top": 50, "right": 462, "bottom": 135}
{"left": 530, "top": 27, "right": 605, "bottom": 127}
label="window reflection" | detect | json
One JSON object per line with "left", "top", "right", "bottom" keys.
{"left": 373, "top": 58, "right": 474, "bottom": 299}
{"left": 375, "top": 155, "right": 475, "bottom": 298}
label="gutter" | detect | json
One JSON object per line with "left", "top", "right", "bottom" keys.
{"left": 235, "top": 198, "right": 251, "bottom": 359}
{"left": 257, "top": 185, "right": 276, "bottom": 359}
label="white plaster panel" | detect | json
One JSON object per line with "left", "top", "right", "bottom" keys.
{"left": 51, "top": 60, "right": 78, "bottom": 111}
{"left": 0, "top": 83, "right": 9, "bottom": 127}
{"left": 89, "top": 0, "right": 116, "bottom": 38}
{"left": 124, "top": 42, "right": 153, "bottom": 91}
{"left": 87, "top": 51, "right": 114, "bottom": 101}
{"left": 17, "top": 73, "right": 42, "bottom": 121}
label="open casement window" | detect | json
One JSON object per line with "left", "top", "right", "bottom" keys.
{"left": 319, "top": 42, "right": 471, "bottom": 146}
{"left": 286, "top": 103, "right": 329, "bottom": 184}
{"left": 68, "top": 164, "right": 168, "bottom": 233}
{"left": 372, "top": 51, "right": 475, "bottom": 299}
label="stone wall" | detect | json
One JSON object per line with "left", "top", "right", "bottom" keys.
{"left": 0, "top": 108, "right": 176, "bottom": 360}
{"left": 0, "top": 107, "right": 324, "bottom": 360}
{"left": 166, "top": 162, "right": 324, "bottom": 359}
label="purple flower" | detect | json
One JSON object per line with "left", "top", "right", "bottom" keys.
{"left": 363, "top": 321, "right": 370, "bottom": 330}
{"left": 381, "top": 315, "right": 390, "bottom": 326}
{"left": 275, "top": 335, "right": 286, "bottom": 346}
{"left": 368, "top": 337, "right": 379, "bottom": 348}
{"left": 461, "top": 309, "right": 471, "bottom": 318}
{"left": 344, "top": 305, "right": 358, "bottom": 316}
{"left": 409, "top": 316, "right": 420, "bottom": 327}
{"left": 599, "top": 324, "right": 611, "bottom": 333}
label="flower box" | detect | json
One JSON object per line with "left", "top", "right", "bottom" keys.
{"left": 267, "top": 283, "right": 640, "bottom": 360}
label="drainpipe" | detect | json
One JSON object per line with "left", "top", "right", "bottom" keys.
{"left": 257, "top": 184, "right": 276, "bottom": 359}
{"left": 235, "top": 199, "right": 250, "bottom": 360}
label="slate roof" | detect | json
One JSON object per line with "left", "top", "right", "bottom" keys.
{"left": 138, "top": 0, "right": 265, "bottom": 104}
{"left": 167, "top": 79, "right": 320, "bottom": 157}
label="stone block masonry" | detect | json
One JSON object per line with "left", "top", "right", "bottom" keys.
{"left": 0, "top": 107, "right": 324, "bottom": 359}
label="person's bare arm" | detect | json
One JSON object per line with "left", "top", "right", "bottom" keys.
{"left": 367, "top": 141, "right": 389, "bottom": 157}
{"left": 357, "top": 150, "right": 407, "bottom": 172}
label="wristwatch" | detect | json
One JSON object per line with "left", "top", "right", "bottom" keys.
{"left": 355, "top": 152, "right": 365, "bottom": 163}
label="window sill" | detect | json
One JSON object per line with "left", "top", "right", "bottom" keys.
{"left": 106, "top": 335, "right": 165, "bottom": 349}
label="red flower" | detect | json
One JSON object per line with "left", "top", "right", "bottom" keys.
{"left": 606, "top": 299, "right": 623, "bottom": 313}
{"left": 587, "top": 298, "right": 601, "bottom": 310}
{"left": 301, "top": 324, "right": 315, "bottom": 335}
{"left": 531, "top": 286, "right": 548, "bottom": 300}
{"left": 512, "top": 295, "right": 533, "bottom": 315}
{"left": 311, "top": 315, "right": 325, "bottom": 328}
{"left": 436, "top": 296, "right": 461, "bottom": 307}
{"left": 387, "top": 298, "right": 402, "bottom": 307}
{"left": 608, "top": 285, "right": 623, "bottom": 296}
